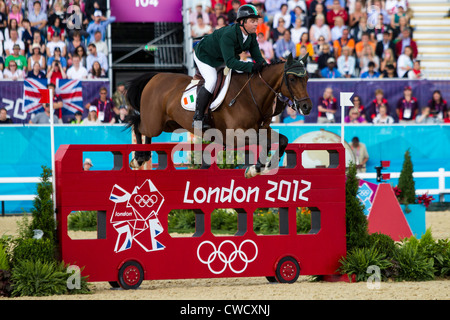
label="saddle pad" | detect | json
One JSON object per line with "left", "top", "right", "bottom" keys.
{"left": 180, "top": 68, "right": 232, "bottom": 112}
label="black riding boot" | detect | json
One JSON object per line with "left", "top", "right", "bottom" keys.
{"left": 192, "top": 86, "right": 212, "bottom": 130}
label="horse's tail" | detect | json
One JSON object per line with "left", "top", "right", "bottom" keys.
{"left": 126, "top": 72, "right": 159, "bottom": 112}
{"left": 125, "top": 72, "right": 159, "bottom": 133}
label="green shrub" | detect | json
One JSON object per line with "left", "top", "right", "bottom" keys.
{"left": 15, "top": 214, "right": 34, "bottom": 240}
{"left": 394, "top": 239, "right": 435, "bottom": 281}
{"left": 216, "top": 150, "right": 245, "bottom": 169}
{"left": 0, "top": 243, "right": 10, "bottom": 271}
{"left": 338, "top": 246, "right": 392, "bottom": 282}
{"left": 168, "top": 210, "right": 196, "bottom": 233}
{"left": 366, "top": 232, "right": 398, "bottom": 259}
{"left": 431, "top": 239, "right": 450, "bottom": 277}
{"left": 346, "top": 163, "right": 369, "bottom": 250}
{"left": 29, "top": 166, "right": 56, "bottom": 241}
{"left": 60, "top": 262, "right": 91, "bottom": 295}
{"left": 12, "top": 238, "right": 55, "bottom": 266}
{"left": 11, "top": 259, "right": 68, "bottom": 297}
{"left": 413, "top": 229, "right": 450, "bottom": 277}
{"left": 211, "top": 209, "right": 237, "bottom": 233}
{"left": 254, "top": 210, "right": 279, "bottom": 234}
{"left": 397, "top": 149, "right": 416, "bottom": 205}
{"left": 296, "top": 208, "right": 311, "bottom": 234}
{"left": 0, "top": 269, "right": 12, "bottom": 297}
{"left": 68, "top": 211, "right": 98, "bottom": 231}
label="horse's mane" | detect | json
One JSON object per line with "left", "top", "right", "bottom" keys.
{"left": 263, "top": 60, "right": 285, "bottom": 68}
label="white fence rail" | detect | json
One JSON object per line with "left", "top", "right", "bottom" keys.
{"left": 0, "top": 177, "right": 53, "bottom": 215}
{"left": 357, "top": 168, "right": 450, "bottom": 202}
{"left": 1, "top": 169, "right": 449, "bottom": 214}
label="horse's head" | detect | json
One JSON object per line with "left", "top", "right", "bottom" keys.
{"left": 282, "top": 53, "right": 313, "bottom": 115}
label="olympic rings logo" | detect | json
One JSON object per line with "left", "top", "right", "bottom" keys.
{"left": 359, "top": 190, "right": 371, "bottom": 197}
{"left": 197, "top": 240, "right": 258, "bottom": 274}
{"left": 133, "top": 194, "right": 158, "bottom": 208}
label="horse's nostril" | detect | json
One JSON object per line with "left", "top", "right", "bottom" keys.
{"left": 301, "top": 103, "right": 312, "bottom": 115}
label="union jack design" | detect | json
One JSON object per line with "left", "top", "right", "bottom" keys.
{"left": 23, "top": 79, "right": 48, "bottom": 114}
{"left": 56, "top": 79, "right": 83, "bottom": 114}
{"left": 24, "top": 79, "right": 84, "bottom": 115}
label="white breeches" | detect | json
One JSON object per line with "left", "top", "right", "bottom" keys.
{"left": 193, "top": 51, "right": 218, "bottom": 94}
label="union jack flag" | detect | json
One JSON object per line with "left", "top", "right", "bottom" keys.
{"left": 23, "top": 79, "right": 48, "bottom": 114}
{"left": 56, "top": 79, "right": 83, "bottom": 115}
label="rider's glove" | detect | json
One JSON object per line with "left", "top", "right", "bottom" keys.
{"left": 251, "top": 61, "right": 264, "bottom": 73}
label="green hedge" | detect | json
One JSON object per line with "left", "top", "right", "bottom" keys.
{"left": 0, "top": 166, "right": 91, "bottom": 298}
{"left": 339, "top": 163, "right": 450, "bottom": 282}
{"left": 167, "top": 208, "right": 312, "bottom": 235}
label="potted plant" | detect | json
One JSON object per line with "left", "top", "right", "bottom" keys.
{"left": 395, "top": 149, "right": 429, "bottom": 239}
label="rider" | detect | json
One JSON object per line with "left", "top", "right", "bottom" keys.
{"left": 192, "top": 4, "right": 266, "bottom": 129}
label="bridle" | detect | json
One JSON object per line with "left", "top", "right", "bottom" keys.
{"left": 283, "top": 62, "right": 310, "bottom": 113}
{"left": 229, "top": 60, "right": 310, "bottom": 127}
{"left": 258, "top": 61, "right": 309, "bottom": 114}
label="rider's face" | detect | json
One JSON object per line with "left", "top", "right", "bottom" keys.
{"left": 243, "top": 18, "right": 258, "bottom": 34}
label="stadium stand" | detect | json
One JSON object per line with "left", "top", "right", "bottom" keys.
{"left": 0, "top": 0, "right": 109, "bottom": 80}
{"left": 0, "top": 1, "right": 448, "bottom": 125}
{"left": 408, "top": 0, "right": 450, "bottom": 78}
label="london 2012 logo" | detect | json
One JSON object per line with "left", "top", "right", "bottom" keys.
{"left": 109, "top": 180, "right": 165, "bottom": 253}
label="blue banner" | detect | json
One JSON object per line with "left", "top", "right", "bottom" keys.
{"left": 0, "top": 124, "right": 449, "bottom": 213}
{"left": 298, "top": 78, "right": 450, "bottom": 123}
{"left": 2, "top": 78, "right": 449, "bottom": 124}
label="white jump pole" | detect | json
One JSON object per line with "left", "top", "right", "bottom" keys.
{"left": 49, "top": 88, "right": 56, "bottom": 214}
{"left": 339, "top": 92, "right": 354, "bottom": 145}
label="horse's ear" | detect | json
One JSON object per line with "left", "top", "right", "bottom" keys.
{"left": 300, "top": 53, "right": 309, "bottom": 65}
{"left": 286, "top": 53, "right": 293, "bottom": 65}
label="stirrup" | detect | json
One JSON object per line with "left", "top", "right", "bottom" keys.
{"left": 192, "top": 119, "right": 210, "bottom": 130}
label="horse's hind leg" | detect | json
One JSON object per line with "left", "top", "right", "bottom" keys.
{"left": 141, "top": 136, "right": 152, "bottom": 163}
{"left": 131, "top": 133, "right": 152, "bottom": 169}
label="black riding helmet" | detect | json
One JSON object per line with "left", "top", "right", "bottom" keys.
{"left": 236, "top": 4, "right": 261, "bottom": 22}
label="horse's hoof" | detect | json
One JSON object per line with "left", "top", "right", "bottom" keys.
{"left": 130, "top": 159, "right": 140, "bottom": 169}
{"left": 261, "top": 165, "right": 271, "bottom": 175}
{"left": 244, "top": 165, "right": 258, "bottom": 179}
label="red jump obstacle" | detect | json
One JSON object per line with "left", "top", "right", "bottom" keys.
{"left": 55, "top": 143, "right": 346, "bottom": 289}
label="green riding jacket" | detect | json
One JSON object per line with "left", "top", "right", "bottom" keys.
{"left": 194, "top": 23, "right": 265, "bottom": 73}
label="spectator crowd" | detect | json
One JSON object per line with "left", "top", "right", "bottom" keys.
{"left": 188, "top": 0, "right": 449, "bottom": 124}
{"left": 0, "top": 0, "right": 129, "bottom": 125}
{"left": 189, "top": 0, "right": 421, "bottom": 79}
{"left": 315, "top": 86, "right": 449, "bottom": 125}
{"left": 0, "top": 1, "right": 447, "bottom": 125}
{"left": 0, "top": 0, "right": 113, "bottom": 82}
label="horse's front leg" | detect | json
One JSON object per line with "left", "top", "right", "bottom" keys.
{"left": 244, "top": 129, "right": 288, "bottom": 178}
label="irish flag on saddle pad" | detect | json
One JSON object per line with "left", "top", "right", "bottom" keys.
{"left": 183, "top": 90, "right": 196, "bottom": 109}
{"left": 180, "top": 68, "right": 233, "bottom": 112}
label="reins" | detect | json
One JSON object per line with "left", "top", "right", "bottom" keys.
{"left": 228, "top": 71, "right": 281, "bottom": 127}
{"left": 228, "top": 62, "right": 307, "bottom": 127}
{"left": 228, "top": 73, "right": 254, "bottom": 107}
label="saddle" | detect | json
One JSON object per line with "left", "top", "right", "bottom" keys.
{"left": 180, "top": 67, "right": 232, "bottom": 112}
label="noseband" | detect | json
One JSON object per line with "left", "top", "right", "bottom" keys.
{"left": 232, "top": 61, "right": 309, "bottom": 127}
{"left": 258, "top": 61, "right": 309, "bottom": 113}
{"left": 283, "top": 61, "right": 310, "bottom": 112}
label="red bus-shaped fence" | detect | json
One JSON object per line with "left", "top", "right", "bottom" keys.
{"left": 56, "top": 143, "right": 346, "bottom": 289}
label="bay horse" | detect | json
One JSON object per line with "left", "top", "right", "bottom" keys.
{"left": 126, "top": 53, "right": 312, "bottom": 178}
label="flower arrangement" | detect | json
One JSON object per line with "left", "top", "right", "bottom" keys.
{"left": 417, "top": 193, "right": 434, "bottom": 208}
{"left": 393, "top": 186, "right": 434, "bottom": 209}
{"left": 392, "top": 186, "right": 402, "bottom": 198}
